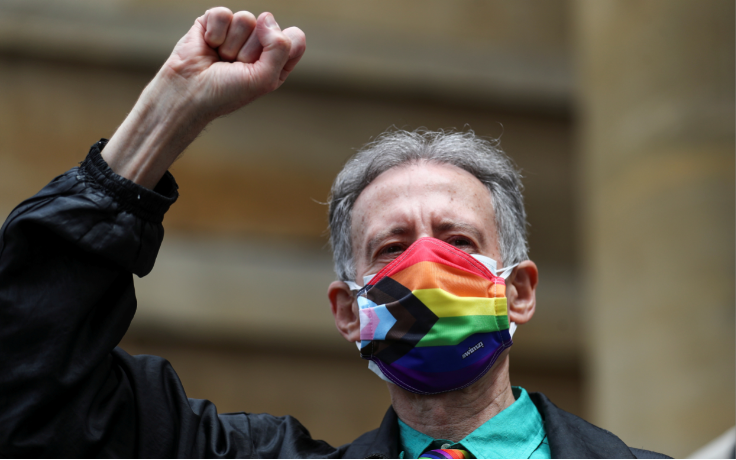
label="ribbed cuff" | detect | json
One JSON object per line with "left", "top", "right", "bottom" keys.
{"left": 79, "top": 139, "right": 179, "bottom": 223}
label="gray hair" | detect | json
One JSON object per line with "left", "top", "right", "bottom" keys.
{"left": 328, "top": 128, "right": 528, "bottom": 281}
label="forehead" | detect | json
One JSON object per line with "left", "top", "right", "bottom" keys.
{"left": 351, "top": 161, "right": 496, "bottom": 248}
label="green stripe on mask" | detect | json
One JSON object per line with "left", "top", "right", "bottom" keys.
{"left": 415, "top": 315, "right": 510, "bottom": 347}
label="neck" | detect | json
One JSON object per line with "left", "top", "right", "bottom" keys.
{"left": 389, "top": 353, "right": 515, "bottom": 442}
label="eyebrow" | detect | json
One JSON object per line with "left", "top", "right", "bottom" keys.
{"left": 435, "top": 220, "right": 486, "bottom": 246}
{"left": 364, "top": 220, "right": 486, "bottom": 259}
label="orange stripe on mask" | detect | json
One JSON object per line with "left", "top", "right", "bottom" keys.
{"left": 389, "top": 260, "right": 506, "bottom": 298}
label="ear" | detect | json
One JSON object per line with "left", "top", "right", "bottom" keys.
{"left": 506, "top": 260, "right": 538, "bottom": 325}
{"left": 328, "top": 281, "right": 360, "bottom": 343}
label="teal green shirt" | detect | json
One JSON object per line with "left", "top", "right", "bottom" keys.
{"left": 398, "top": 387, "right": 550, "bottom": 459}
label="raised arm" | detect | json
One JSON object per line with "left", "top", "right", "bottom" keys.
{"left": 0, "top": 9, "right": 316, "bottom": 458}
{"left": 103, "top": 7, "right": 305, "bottom": 188}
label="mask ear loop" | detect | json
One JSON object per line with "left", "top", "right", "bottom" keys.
{"left": 502, "top": 264, "right": 519, "bottom": 338}
{"left": 344, "top": 281, "right": 361, "bottom": 292}
{"left": 496, "top": 264, "right": 519, "bottom": 280}
{"left": 470, "top": 253, "right": 519, "bottom": 279}
{"left": 344, "top": 274, "right": 376, "bottom": 294}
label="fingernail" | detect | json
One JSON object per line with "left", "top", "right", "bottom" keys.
{"left": 264, "top": 13, "right": 279, "bottom": 29}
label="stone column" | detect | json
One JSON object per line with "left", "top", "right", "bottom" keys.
{"left": 574, "top": 0, "right": 735, "bottom": 457}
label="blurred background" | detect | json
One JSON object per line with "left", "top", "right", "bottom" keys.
{"left": 0, "top": 0, "right": 733, "bottom": 457}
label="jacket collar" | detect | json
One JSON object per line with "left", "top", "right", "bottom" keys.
{"left": 344, "top": 392, "right": 636, "bottom": 459}
{"left": 528, "top": 392, "right": 636, "bottom": 459}
{"left": 342, "top": 406, "right": 400, "bottom": 459}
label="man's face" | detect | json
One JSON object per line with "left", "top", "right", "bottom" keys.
{"left": 330, "top": 158, "right": 536, "bottom": 354}
{"left": 350, "top": 160, "right": 503, "bottom": 282}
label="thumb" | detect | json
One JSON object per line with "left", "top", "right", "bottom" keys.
{"left": 254, "top": 13, "right": 291, "bottom": 84}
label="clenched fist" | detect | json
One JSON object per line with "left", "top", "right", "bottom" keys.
{"left": 165, "top": 8, "right": 306, "bottom": 118}
{"left": 103, "top": 8, "right": 306, "bottom": 188}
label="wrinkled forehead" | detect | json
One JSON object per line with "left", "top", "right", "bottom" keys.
{"left": 350, "top": 161, "right": 496, "bottom": 247}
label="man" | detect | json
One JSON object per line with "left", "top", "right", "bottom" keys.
{"left": 0, "top": 8, "right": 666, "bottom": 459}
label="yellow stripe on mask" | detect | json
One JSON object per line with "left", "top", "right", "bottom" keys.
{"left": 412, "top": 289, "right": 508, "bottom": 317}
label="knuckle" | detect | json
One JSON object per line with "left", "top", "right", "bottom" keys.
{"left": 209, "top": 7, "right": 232, "bottom": 24}
{"left": 232, "top": 14, "right": 256, "bottom": 32}
{"left": 271, "top": 34, "right": 291, "bottom": 52}
{"left": 234, "top": 10, "right": 256, "bottom": 23}
{"left": 211, "top": 6, "right": 232, "bottom": 15}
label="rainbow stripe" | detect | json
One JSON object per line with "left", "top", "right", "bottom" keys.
{"left": 358, "top": 238, "right": 512, "bottom": 394}
{"left": 419, "top": 448, "right": 470, "bottom": 459}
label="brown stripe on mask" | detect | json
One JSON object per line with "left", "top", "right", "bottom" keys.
{"left": 364, "top": 277, "right": 439, "bottom": 364}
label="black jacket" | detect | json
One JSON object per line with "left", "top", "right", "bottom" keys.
{"left": 0, "top": 141, "right": 668, "bottom": 458}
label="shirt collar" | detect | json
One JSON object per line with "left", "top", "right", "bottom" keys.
{"left": 398, "top": 387, "right": 547, "bottom": 459}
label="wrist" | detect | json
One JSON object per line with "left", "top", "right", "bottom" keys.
{"left": 140, "top": 69, "right": 209, "bottom": 132}
{"left": 102, "top": 72, "right": 209, "bottom": 189}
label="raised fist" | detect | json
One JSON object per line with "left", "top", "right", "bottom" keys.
{"left": 162, "top": 7, "right": 306, "bottom": 119}
{"left": 102, "top": 8, "right": 305, "bottom": 188}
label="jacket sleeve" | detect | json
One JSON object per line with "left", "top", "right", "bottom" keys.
{"left": 0, "top": 139, "right": 181, "bottom": 457}
{"left": 0, "top": 140, "right": 343, "bottom": 458}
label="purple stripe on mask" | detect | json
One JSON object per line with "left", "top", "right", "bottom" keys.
{"left": 376, "top": 339, "right": 511, "bottom": 394}
{"left": 385, "top": 330, "right": 510, "bottom": 373}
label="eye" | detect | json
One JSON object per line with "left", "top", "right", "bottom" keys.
{"left": 448, "top": 236, "right": 475, "bottom": 250}
{"left": 381, "top": 244, "right": 404, "bottom": 255}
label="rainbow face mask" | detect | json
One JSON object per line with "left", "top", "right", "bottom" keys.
{"left": 345, "top": 237, "right": 517, "bottom": 395}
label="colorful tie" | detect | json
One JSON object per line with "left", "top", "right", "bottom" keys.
{"left": 418, "top": 448, "right": 470, "bottom": 459}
